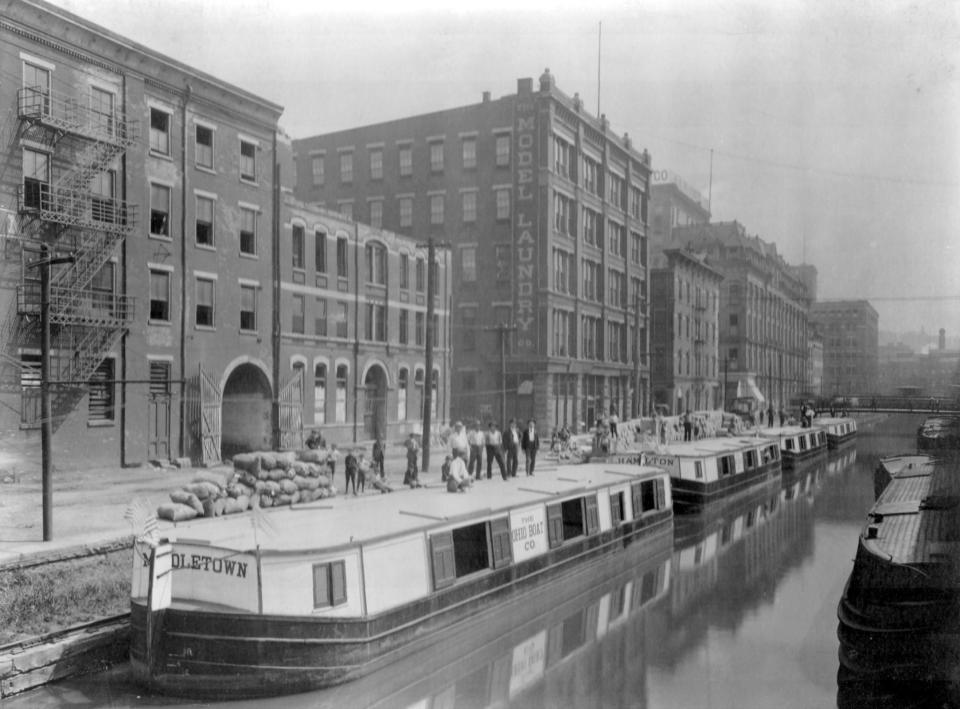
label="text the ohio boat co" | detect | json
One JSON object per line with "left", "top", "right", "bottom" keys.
{"left": 639, "top": 437, "right": 781, "bottom": 514}
{"left": 758, "top": 425, "right": 828, "bottom": 469}
{"left": 130, "top": 462, "right": 673, "bottom": 698}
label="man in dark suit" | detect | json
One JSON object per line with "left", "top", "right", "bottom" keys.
{"left": 521, "top": 419, "right": 540, "bottom": 476}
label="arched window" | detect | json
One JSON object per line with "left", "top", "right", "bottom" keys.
{"left": 314, "top": 363, "right": 327, "bottom": 424}
{"left": 335, "top": 364, "right": 348, "bottom": 423}
{"left": 397, "top": 367, "right": 408, "bottom": 421}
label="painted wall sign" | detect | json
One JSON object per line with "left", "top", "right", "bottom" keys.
{"left": 509, "top": 505, "right": 548, "bottom": 562}
{"left": 509, "top": 629, "right": 546, "bottom": 697}
{"left": 513, "top": 99, "right": 538, "bottom": 354}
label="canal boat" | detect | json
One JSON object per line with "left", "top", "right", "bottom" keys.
{"left": 837, "top": 454, "right": 960, "bottom": 684}
{"left": 872, "top": 453, "right": 934, "bottom": 501}
{"left": 916, "top": 416, "right": 960, "bottom": 452}
{"left": 814, "top": 417, "right": 858, "bottom": 449}
{"left": 758, "top": 425, "right": 828, "bottom": 469}
{"left": 639, "top": 437, "right": 781, "bottom": 514}
{"left": 130, "top": 462, "right": 673, "bottom": 698}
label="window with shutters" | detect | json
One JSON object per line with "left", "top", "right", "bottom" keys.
{"left": 312, "top": 560, "right": 347, "bottom": 608}
{"left": 149, "top": 361, "right": 171, "bottom": 397}
{"left": 610, "top": 491, "right": 624, "bottom": 525}
{"left": 88, "top": 359, "right": 115, "bottom": 422}
{"left": 452, "top": 522, "right": 489, "bottom": 577}
{"left": 583, "top": 494, "right": 599, "bottom": 535}
{"left": 548, "top": 497, "right": 587, "bottom": 548}
{"left": 489, "top": 517, "right": 513, "bottom": 569}
{"left": 430, "top": 531, "right": 456, "bottom": 590}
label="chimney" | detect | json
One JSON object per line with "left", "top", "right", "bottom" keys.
{"left": 939, "top": 328, "right": 946, "bottom": 351}
{"left": 539, "top": 67, "right": 554, "bottom": 92}
{"left": 517, "top": 77, "right": 533, "bottom": 95}
{"left": 482, "top": 91, "right": 491, "bottom": 103}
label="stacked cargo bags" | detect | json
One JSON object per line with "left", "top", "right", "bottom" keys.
{"left": 156, "top": 450, "right": 338, "bottom": 522}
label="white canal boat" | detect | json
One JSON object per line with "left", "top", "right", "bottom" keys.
{"left": 130, "top": 462, "right": 673, "bottom": 698}
{"left": 814, "top": 417, "right": 858, "bottom": 449}
{"left": 759, "top": 425, "right": 828, "bottom": 469}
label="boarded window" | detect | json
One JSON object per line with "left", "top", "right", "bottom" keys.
{"left": 583, "top": 494, "right": 599, "bottom": 535}
{"left": 88, "top": 359, "right": 115, "bottom": 421}
{"left": 489, "top": 516, "right": 513, "bottom": 569}
{"left": 546, "top": 503, "right": 564, "bottom": 549}
{"left": 149, "top": 361, "right": 171, "bottom": 396}
{"left": 430, "top": 531, "right": 456, "bottom": 590}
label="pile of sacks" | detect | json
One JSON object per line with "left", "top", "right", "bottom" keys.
{"left": 156, "top": 450, "right": 337, "bottom": 522}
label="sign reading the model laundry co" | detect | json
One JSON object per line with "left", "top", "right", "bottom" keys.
{"left": 513, "top": 98, "right": 539, "bottom": 354}
{"left": 168, "top": 543, "right": 260, "bottom": 612}
{"left": 509, "top": 505, "right": 547, "bottom": 562}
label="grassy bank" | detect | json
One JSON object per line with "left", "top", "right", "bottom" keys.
{"left": 0, "top": 548, "right": 131, "bottom": 646}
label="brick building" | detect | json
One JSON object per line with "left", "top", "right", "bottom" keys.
{"left": 293, "top": 69, "right": 652, "bottom": 431}
{"left": 670, "top": 222, "right": 813, "bottom": 410}
{"left": 648, "top": 176, "right": 711, "bottom": 268}
{"left": 809, "top": 299, "right": 878, "bottom": 397}
{"left": 649, "top": 248, "right": 723, "bottom": 413}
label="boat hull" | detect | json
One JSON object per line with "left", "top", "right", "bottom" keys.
{"left": 130, "top": 510, "right": 673, "bottom": 698}
{"left": 826, "top": 430, "right": 856, "bottom": 450}
{"left": 780, "top": 444, "right": 826, "bottom": 470}
{"left": 670, "top": 461, "right": 780, "bottom": 515}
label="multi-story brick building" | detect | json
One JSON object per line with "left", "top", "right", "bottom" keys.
{"left": 648, "top": 176, "right": 711, "bottom": 268}
{"left": 670, "top": 221, "right": 813, "bottom": 410}
{"left": 649, "top": 248, "right": 723, "bottom": 413}
{"left": 809, "top": 299, "right": 879, "bottom": 397}
{"left": 293, "top": 70, "right": 652, "bottom": 431}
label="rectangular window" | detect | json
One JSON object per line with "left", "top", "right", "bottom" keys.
{"left": 630, "top": 232, "right": 642, "bottom": 265}
{"left": 312, "top": 561, "right": 347, "bottom": 608}
{"left": 20, "top": 353, "right": 41, "bottom": 427}
{"left": 462, "top": 191, "right": 477, "bottom": 223}
{"left": 608, "top": 172, "right": 625, "bottom": 209}
{"left": 429, "top": 141, "right": 444, "bottom": 172}
{"left": 22, "top": 148, "right": 50, "bottom": 210}
{"left": 336, "top": 237, "right": 348, "bottom": 278}
{"left": 150, "top": 361, "right": 171, "bottom": 397}
{"left": 149, "top": 108, "right": 170, "bottom": 155}
{"left": 240, "top": 207, "right": 257, "bottom": 255}
{"left": 292, "top": 224, "right": 305, "bottom": 269}
{"left": 195, "top": 124, "right": 213, "bottom": 169}
{"left": 462, "top": 307, "right": 477, "bottom": 350}
{"left": 315, "top": 230, "right": 327, "bottom": 273}
{"left": 240, "top": 285, "right": 257, "bottom": 331}
{"left": 495, "top": 245, "right": 510, "bottom": 282}
{"left": 314, "top": 363, "right": 326, "bottom": 423}
{"left": 399, "top": 309, "right": 409, "bottom": 344}
{"left": 195, "top": 277, "right": 215, "bottom": 327}
{"left": 399, "top": 145, "right": 413, "bottom": 176}
{"left": 462, "top": 137, "right": 477, "bottom": 169}
{"left": 554, "top": 192, "right": 574, "bottom": 235}
{"left": 90, "top": 170, "right": 115, "bottom": 223}
{"left": 582, "top": 208, "right": 600, "bottom": 248}
{"left": 399, "top": 197, "right": 413, "bottom": 227}
{"left": 495, "top": 134, "right": 511, "bottom": 166}
{"left": 150, "top": 184, "right": 170, "bottom": 237}
{"left": 336, "top": 302, "right": 348, "bottom": 338}
{"left": 415, "top": 312, "right": 425, "bottom": 345}
{"left": 292, "top": 294, "right": 305, "bottom": 334}
{"left": 415, "top": 258, "right": 426, "bottom": 292}
{"left": 553, "top": 136, "right": 571, "bottom": 178}
{"left": 195, "top": 195, "right": 214, "bottom": 246}
{"left": 366, "top": 243, "right": 386, "bottom": 285}
{"left": 240, "top": 140, "right": 256, "bottom": 182}
{"left": 369, "top": 148, "right": 383, "bottom": 179}
{"left": 610, "top": 491, "right": 624, "bottom": 525}
{"left": 22, "top": 62, "right": 50, "bottom": 115}
{"left": 340, "top": 152, "right": 353, "bottom": 183}
{"left": 88, "top": 359, "right": 115, "bottom": 422}
{"left": 314, "top": 298, "right": 327, "bottom": 336}
{"left": 90, "top": 86, "right": 115, "bottom": 137}
{"left": 365, "top": 302, "right": 386, "bottom": 342}
{"left": 369, "top": 200, "right": 383, "bottom": 228}
{"left": 495, "top": 189, "right": 510, "bottom": 220}
{"left": 582, "top": 156, "right": 601, "bottom": 195}
{"left": 149, "top": 269, "right": 170, "bottom": 322}
{"left": 461, "top": 246, "right": 476, "bottom": 282}
{"left": 608, "top": 221, "right": 625, "bottom": 257}
{"left": 430, "top": 194, "right": 444, "bottom": 225}
{"left": 90, "top": 262, "right": 114, "bottom": 314}
{"left": 399, "top": 254, "right": 410, "bottom": 289}
{"left": 311, "top": 155, "right": 324, "bottom": 186}
{"left": 335, "top": 365, "right": 348, "bottom": 423}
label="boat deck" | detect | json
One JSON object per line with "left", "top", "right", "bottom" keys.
{"left": 161, "top": 462, "right": 664, "bottom": 553}
{"left": 655, "top": 436, "right": 771, "bottom": 456}
{"left": 869, "top": 456, "right": 960, "bottom": 565}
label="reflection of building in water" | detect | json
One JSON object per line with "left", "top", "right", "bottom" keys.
{"left": 291, "top": 535, "right": 673, "bottom": 709}
{"left": 650, "top": 467, "right": 822, "bottom": 668}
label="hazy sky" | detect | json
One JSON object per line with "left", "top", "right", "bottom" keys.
{"left": 49, "top": 0, "right": 960, "bottom": 335}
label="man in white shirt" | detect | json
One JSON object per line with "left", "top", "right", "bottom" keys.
{"left": 446, "top": 454, "right": 472, "bottom": 492}
{"left": 449, "top": 421, "right": 469, "bottom": 462}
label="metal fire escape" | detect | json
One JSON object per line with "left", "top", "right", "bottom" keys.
{"left": 13, "top": 84, "right": 137, "bottom": 392}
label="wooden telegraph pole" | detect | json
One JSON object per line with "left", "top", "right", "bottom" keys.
{"left": 484, "top": 322, "right": 517, "bottom": 427}
{"left": 417, "top": 237, "right": 449, "bottom": 473}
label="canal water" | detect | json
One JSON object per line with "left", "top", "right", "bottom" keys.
{"left": 11, "top": 414, "right": 950, "bottom": 709}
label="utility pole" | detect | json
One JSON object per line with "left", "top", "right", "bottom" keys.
{"left": 484, "top": 322, "right": 517, "bottom": 427}
{"left": 416, "top": 237, "right": 449, "bottom": 474}
{"left": 632, "top": 292, "right": 642, "bottom": 418}
{"left": 28, "top": 246, "right": 75, "bottom": 541}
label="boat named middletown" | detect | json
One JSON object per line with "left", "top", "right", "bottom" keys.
{"left": 639, "top": 437, "right": 782, "bottom": 514}
{"left": 130, "top": 462, "right": 673, "bottom": 699}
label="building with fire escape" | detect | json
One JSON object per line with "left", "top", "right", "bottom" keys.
{"left": 0, "top": 0, "right": 282, "bottom": 467}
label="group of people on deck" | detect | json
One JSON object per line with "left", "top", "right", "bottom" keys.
{"left": 442, "top": 419, "right": 540, "bottom": 492}
{"left": 305, "top": 429, "right": 392, "bottom": 496}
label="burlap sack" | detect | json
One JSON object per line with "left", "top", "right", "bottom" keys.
{"left": 157, "top": 502, "right": 199, "bottom": 522}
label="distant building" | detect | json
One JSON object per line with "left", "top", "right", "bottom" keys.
{"left": 649, "top": 177, "right": 711, "bottom": 268}
{"left": 668, "top": 222, "right": 813, "bottom": 409}
{"left": 649, "top": 248, "right": 723, "bottom": 413}
{"left": 293, "top": 69, "right": 653, "bottom": 431}
{"left": 809, "top": 300, "right": 879, "bottom": 396}
{"left": 876, "top": 330, "right": 960, "bottom": 398}
{"left": 808, "top": 327, "right": 824, "bottom": 398}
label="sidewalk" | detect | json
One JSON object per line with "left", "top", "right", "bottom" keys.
{"left": 0, "top": 442, "right": 447, "bottom": 567}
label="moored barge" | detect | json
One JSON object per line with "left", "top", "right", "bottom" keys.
{"left": 759, "top": 425, "right": 828, "bottom": 469}
{"left": 640, "top": 437, "right": 781, "bottom": 514}
{"left": 837, "top": 454, "right": 960, "bottom": 684}
{"left": 815, "top": 416, "right": 858, "bottom": 449}
{"left": 916, "top": 416, "right": 960, "bottom": 452}
{"left": 130, "top": 462, "right": 673, "bottom": 698}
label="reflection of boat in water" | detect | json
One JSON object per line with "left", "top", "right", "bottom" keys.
{"left": 816, "top": 417, "right": 858, "bottom": 449}
{"left": 638, "top": 437, "right": 782, "bottom": 514}
{"left": 837, "top": 454, "right": 960, "bottom": 687}
{"left": 130, "top": 463, "right": 673, "bottom": 698}
{"left": 827, "top": 447, "right": 858, "bottom": 476}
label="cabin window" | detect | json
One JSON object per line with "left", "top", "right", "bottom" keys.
{"left": 632, "top": 478, "right": 666, "bottom": 515}
{"left": 798, "top": 436, "right": 808, "bottom": 451}
{"left": 768, "top": 445, "right": 780, "bottom": 461}
{"left": 785, "top": 439, "right": 794, "bottom": 451}
{"left": 694, "top": 461, "right": 703, "bottom": 479}
{"left": 312, "top": 560, "right": 347, "bottom": 609}
{"left": 451, "top": 522, "right": 490, "bottom": 577}
{"left": 432, "top": 518, "right": 508, "bottom": 590}
{"left": 610, "top": 491, "right": 624, "bottom": 525}
{"left": 718, "top": 455, "right": 736, "bottom": 477}
{"left": 744, "top": 450, "right": 757, "bottom": 469}
{"left": 547, "top": 497, "right": 591, "bottom": 548}
{"left": 489, "top": 516, "right": 513, "bottom": 569}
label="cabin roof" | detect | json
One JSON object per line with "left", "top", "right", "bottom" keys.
{"left": 655, "top": 437, "right": 773, "bottom": 458}
{"left": 163, "top": 462, "right": 665, "bottom": 554}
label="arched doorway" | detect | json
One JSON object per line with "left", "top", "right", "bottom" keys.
{"left": 363, "top": 364, "right": 387, "bottom": 439}
{"left": 222, "top": 362, "right": 272, "bottom": 458}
